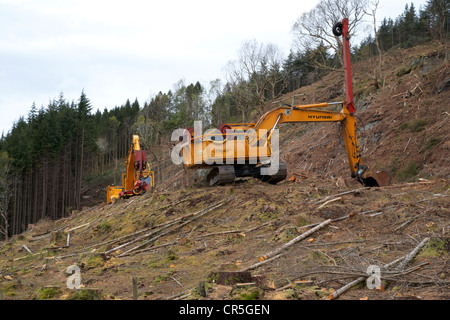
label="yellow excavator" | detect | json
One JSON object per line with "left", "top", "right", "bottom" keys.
{"left": 106, "top": 135, "right": 154, "bottom": 204}
{"left": 178, "top": 18, "right": 389, "bottom": 188}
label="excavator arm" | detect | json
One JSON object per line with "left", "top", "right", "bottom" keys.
{"left": 251, "top": 102, "right": 360, "bottom": 176}
{"left": 242, "top": 100, "right": 388, "bottom": 186}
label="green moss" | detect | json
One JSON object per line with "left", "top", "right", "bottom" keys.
{"left": 399, "top": 123, "right": 409, "bottom": 130}
{"left": 189, "top": 281, "right": 211, "bottom": 299}
{"left": 400, "top": 119, "right": 427, "bottom": 132}
{"left": 153, "top": 272, "right": 174, "bottom": 284}
{"left": 166, "top": 250, "right": 177, "bottom": 262}
{"left": 234, "top": 289, "right": 261, "bottom": 300}
{"left": 295, "top": 216, "right": 309, "bottom": 227}
{"left": 83, "top": 254, "right": 104, "bottom": 269}
{"left": 96, "top": 220, "right": 111, "bottom": 233}
{"left": 68, "top": 289, "right": 102, "bottom": 300}
{"left": 420, "top": 137, "right": 441, "bottom": 153}
{"left": 314, "top": 287, "right": 331, "bottom": 299}
{"left": 145, "top": 251, "right": 178, "bottom": 269}
{"left": 144, "top": 257, "right": 164, "bottom": 269}
{"left": 391, "top": 286, "right": 402, "bottom": 293}
{"left": 419, "top": 238, "right": 448, "bottom": 258}
{"left": 281, "top": 227, "right": 298, "bottom": 242}
{"left": 207, "top": 272, "right": 220, "bottom": 283}
{"left": 37, "top": 287, "right": 61, "bottom": 300}
{"left": 396, "top": 162, "right": 419, "bottom": 182}
{"left": 258, "top": 210, "right": 278, "bottom": 222}
{"left": 1, "top": 281, "right": 18, "bottom": 297}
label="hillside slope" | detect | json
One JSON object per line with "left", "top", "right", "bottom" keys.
{"left": 270, "top": 43, "right": 449, "bottom": 185}
{"left": 1, "top": 43, "right": 449, "bottom": 301}
{"left": 0, "top": 177, "right": 448, "bottom": 300}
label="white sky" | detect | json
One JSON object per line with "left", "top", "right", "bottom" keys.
{"left": 0, "top": 0, "right": 428, "bottom": 135}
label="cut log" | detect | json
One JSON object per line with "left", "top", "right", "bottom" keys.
{"left": 327, "top": 237, "right": 430, "bottom": 300}
{"left": 318, "top": 197, "right": 342, "bottom": 209}
{"left": 239, "top": 254, "right": 283, "bottom": 272}
{"left": 22, "top": 245, "right": 33, "bottom": 255}
{"left": 237, "top": 219, "right": 331, "bottom": 273}
{"left": 396, "top": 237, "right": 429, "bottom": 271}
{"left": 116, "top": 198, "right": 230, "bottom": 257}
{"left": 66, "top": 232, "right": 71, "bottom": 247}
{"left": 106, "top": 198, "right": 229, "bottom": 256}
{"left": 326, "top": 255, "right": 406, "bottom": 300}
{"left": 260, "top": 219, "right": 332, "bottom": 260}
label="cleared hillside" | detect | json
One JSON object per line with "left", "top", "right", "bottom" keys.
{"left": 1, "top": 43, "right": 449, "bottom": 301}
{"left": 270, "top": 43, "right": 449, "bottom": 185}
{"left": 1, "top": 175, "right": 448, "bottom": 300}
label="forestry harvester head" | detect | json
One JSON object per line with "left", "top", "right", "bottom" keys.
{"left": 332, "top": 18, "right": 390, "bottom": 187}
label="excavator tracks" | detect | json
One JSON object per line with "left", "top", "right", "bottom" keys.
{"left": 258, "top": 160, "right": 287, "bottom": 184}
{"left": 206, "top": 161, "right": 288, "bottom": 186}
{"left": 207, "top": 165, "right": 236, "bottom": 186}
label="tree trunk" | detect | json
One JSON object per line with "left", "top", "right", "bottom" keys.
{"left": 78, "top": 125, "right": 85, "bottom": 210}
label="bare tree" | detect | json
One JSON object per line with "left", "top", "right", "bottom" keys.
{"left": 226, "top": 40, "right": 287, "bottom": 120}
{"left": 292, "top": 0, "right": 369, "bottom": 68}
{"left": 427, "top": 0, "right": 449, "bottom": 44}
{"left": 365, "top": 0, "right": 384, "bottom": 88}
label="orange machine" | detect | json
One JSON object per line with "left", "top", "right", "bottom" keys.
{"left": 106, "top": 135, "right": 154, "bottom": 204}
{"left": 178, "top": 18, "right": 389, "bottom": 188}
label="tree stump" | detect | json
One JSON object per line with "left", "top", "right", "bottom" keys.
{"left": 209, "top": 271, "right": 252, "bottom": 285}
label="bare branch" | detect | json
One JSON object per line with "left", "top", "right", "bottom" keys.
{"left": 292, "top": 0, "right": 369, "bottom": 68}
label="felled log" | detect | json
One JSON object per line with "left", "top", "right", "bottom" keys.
{"left": 259, "top": 219, "right": 332, "bottom": 261}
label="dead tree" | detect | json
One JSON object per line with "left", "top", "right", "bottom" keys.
{"left": 364, "top": 0, "right": 384, "bottom": 88}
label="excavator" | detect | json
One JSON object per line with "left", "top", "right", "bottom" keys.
{"left": 106, "top": 135, "right": 155, "bottom": 204}
{"left": 178, "top": 18, "right": 390, "bottom": 188}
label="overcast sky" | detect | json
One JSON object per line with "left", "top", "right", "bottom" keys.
{"left": 0, "top": 0, "right": 428, "bottom": 135}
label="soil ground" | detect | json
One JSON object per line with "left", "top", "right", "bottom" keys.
{"left": 1, "top": 177, "right": 448, "bottom": 300}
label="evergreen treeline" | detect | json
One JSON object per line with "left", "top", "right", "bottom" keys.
{"left": 285, "top": 1, "right": 449, "bottom": 88}
{"left": 0, "top": 80, "right": 216, "bottom": 238}
{"left": 0, "top": 0, "right": 448, "bottom": 239}
{"left": 0, "top": 92, "right": 141, "bottom": 237}
{"left": 352, "top": 1, "right": 449, "bottom": 61}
